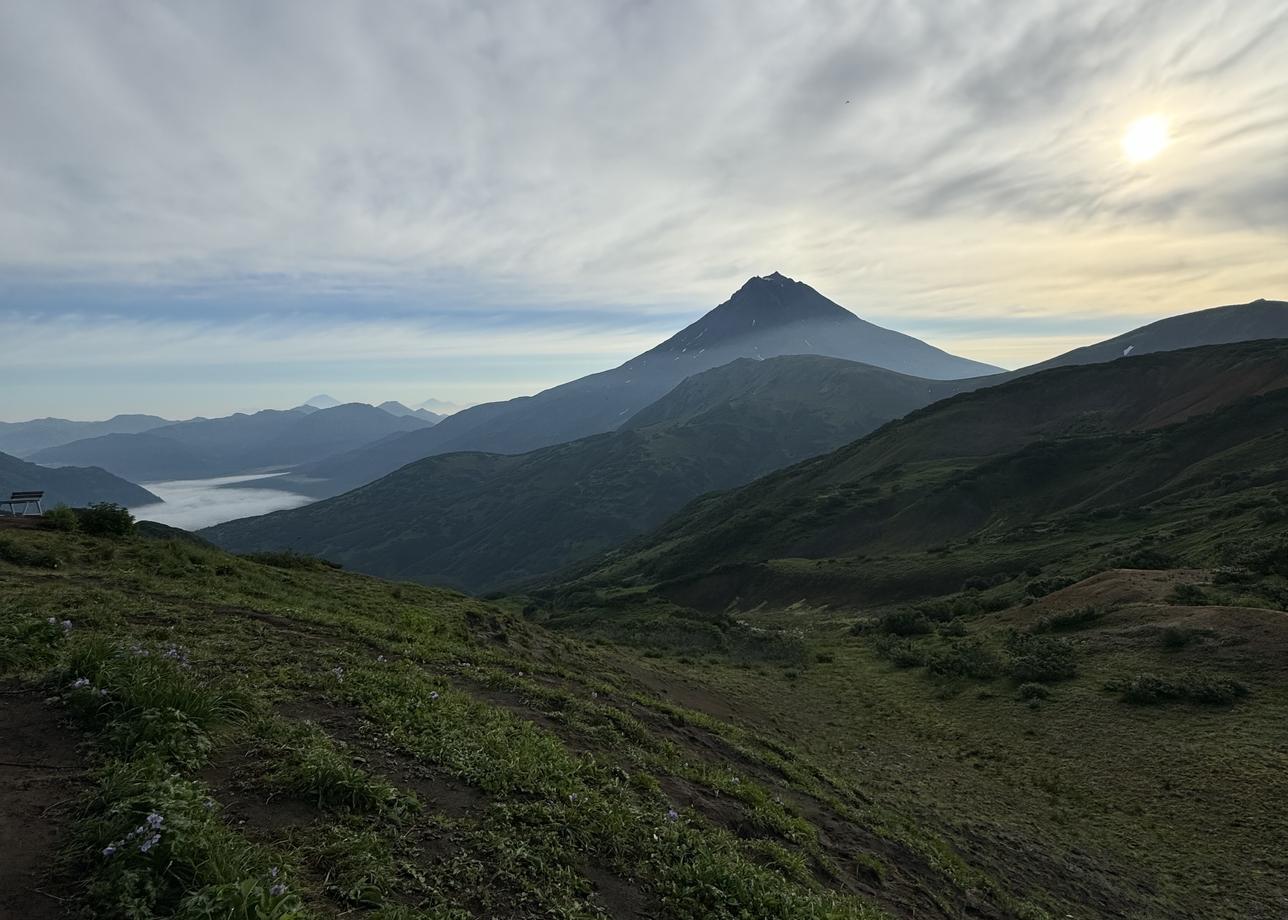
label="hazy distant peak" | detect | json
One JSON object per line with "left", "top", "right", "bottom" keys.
{"left": 304, "top": 394, "right": 342, "bottom": 409}
{"left": 378, "top": 400, "right": 415, "bottom": 417}
{"left": 417, "top": 397, "right": 462, "bottom": 414}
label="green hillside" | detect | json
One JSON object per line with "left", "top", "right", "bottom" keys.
{"left": 571, "top": 340, "right": 1288, "bottom": 602}
{"left": 203, "top": 357, "right": 964, "bottom": 592}
{"left": 0, "top": 449, "right": 160, "bottom": 508}
{"left": 2, "top": 522, "right": 1053, "bottom": 920}
{"left": 5, "top": 471, "right": 1287, "bottom": 917}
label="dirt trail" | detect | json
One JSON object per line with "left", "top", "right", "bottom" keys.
{"left": 0, "top": 689, "right": 87, "bottom": 920}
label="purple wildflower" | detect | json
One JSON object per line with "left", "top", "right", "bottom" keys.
{"left": 269, "top": 883, "right": 288, "bottom": 897}
{"left": 139, "top": 833, "right": 161, "bottom": 853}
{"left": 145, "top": 812, "right": 164, "bottom": 830}
{"left": 71, "top": 677, "right": 91, "bottom": 689}
{"left": 102, "top": 844, "right": 118, "bottom": 857}
{"left": 61, "top": 620, "right": 73, "bottom": 631}
{"left": 666, "top": 809, "right": 679, "bottom": 822}
{"left": 429, "top": 691, "right": 440, "bottom": 701}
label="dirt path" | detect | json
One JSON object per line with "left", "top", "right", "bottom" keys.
{"left": 0, "top": 689, "right": 86, "bottom": 920}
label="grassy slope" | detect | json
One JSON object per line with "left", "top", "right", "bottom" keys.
{"left": 1, "top": 523, "right": 1054, "bottom": 920}
{"left": 608, "top": 567, "right": 1288, "bottom": 920}
{"left": 574, "top": 340, "right": 1288, "bottom": 595}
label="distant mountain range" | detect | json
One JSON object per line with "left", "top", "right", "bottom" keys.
{"left": 261, "top": 273, "right": 1002, "bottom": 498}
{"left": 571, "top": 338, "right": 1288, "bottom": 609}
{"left": 202, "top": 295, "right": 1288, "bottom": 592}
{"left": 202, "top": 356, "right": 966, "bottom": 591}
{"left": 377, "top": 401, "right": 443, "bottom": 423}
{"left": 30, "top": 403, "right": 433, "bottom": 482}
{"left": 0, "top": 450, "right": 160, "bottom": 508}
{"left": 0, "top": 414, "right": 173, "bottom": 458}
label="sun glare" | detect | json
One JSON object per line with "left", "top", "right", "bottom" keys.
{"left": 1122, "top": 114, "right": 1170, "bottom": 163}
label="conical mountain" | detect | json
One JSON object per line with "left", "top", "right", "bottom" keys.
{"left": 274, "top": 275, "right": 999, "bottom": 497}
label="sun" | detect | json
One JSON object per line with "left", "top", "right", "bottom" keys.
{"left": 1122, "top": 114, "right": 1170, "bottom": 163}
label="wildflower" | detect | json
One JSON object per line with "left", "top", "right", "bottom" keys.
{"left": 97, "top": 688, "right": 109, "bottom": 697}
{"left": 268, "top": 866, "right": 279, "bottom": 878}
{"left": 139, "top": 833, "right": 161, "bottom": 853}
{"left": 376, "top": 655, "right": 386, "bottom": 663}
{"left": 569, "top": 793, "right": 579, "bottom": 803}
{"left": 102, "top": 844, "right": 118, "bottom": 857}
{"left": 331, "top": 666, "right": 345, "bottom": 681}
{"left": 666, "top": 809, "right": 679, "bottom": 822}
{"left": 61, "top": 620, "right": 73, "bottom": 631}
{"left": 429, "top": 691, "right": 440, "bottom": 701}
{"left": 269, "top": 883, "right": 288, "bottom": 897}
{"left": 71, "top": 677, "right": 91, "bottom": 689}
{"left": 591, "top": 691, "right": 598, "bottom": 699}
{"left": 47, "top": 617, "right": 57, "bottom": 625}
{"left": 203, "top": 798, "right": 216, "bottom": 811}
{"left": 145, "top": 812, "right": 164, "bottom": 830}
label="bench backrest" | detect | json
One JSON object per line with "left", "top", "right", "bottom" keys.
{"left": 7, "top": 491, "right": 44, "bottom": 500}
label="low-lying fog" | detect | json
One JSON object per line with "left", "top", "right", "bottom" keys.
{"left": 130, "top": 473, "right": 315, "bottom": 531}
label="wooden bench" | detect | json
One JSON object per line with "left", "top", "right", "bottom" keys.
{"left": 1, "top": 491, "right": 44, "bottom": 516}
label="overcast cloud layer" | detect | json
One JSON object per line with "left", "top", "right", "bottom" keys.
{"left": 2, "top": 1, "right": 1286, "bottom": 419}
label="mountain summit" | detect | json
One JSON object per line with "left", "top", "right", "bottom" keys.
{"left": 635, "top": 273, "right": 1001, "bottom": 380}
{"left": 651, "top": 273, "right": 853, "bottom": 353}
{"left": 264, "top": 275, "right": 1000, "bottom": 497}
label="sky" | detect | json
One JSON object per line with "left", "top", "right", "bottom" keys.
{"left": 2, "top": 0, "right": 1286, "bottom": 421}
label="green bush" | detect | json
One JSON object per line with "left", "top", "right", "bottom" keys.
{"left": 1005, "top": 632, "right": 1077, "bottom": 683}
{"left": 76, "top": 502, "right": 135, "bottom": 537}
{"left": 1024, "top": 576, "right": 1075, "bottom": 598}
{"left": 240, "top": 550, "right": 340, "bottom": 571}
{"left": 924, "top": 639, "right": 1002, "bottom": 679}
{"left": 44, "top": 504, "right": 80, "bottom": 532}
{"left": 1030, "top": 606, "right": 1103, "bottom": 633}
{"left": 872, "top": 635, "right": 924, "bottom": 668}
{"left": 1117, "top": 672, "right": 1250, "bottom": 706}
{"left": 877, "top": 608, "right": 933, "bottom": 636}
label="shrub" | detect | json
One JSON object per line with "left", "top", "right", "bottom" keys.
{"left": 1108, "top": 548, "right": 1176, "bottom": 570}
{"left": 924, "top": 639, "right": 1002, "bottom": 679}
{"left": 1017, "top": 683, "right": 1050, "bottom": 701}
{"left": 1159, "top": 626, "right": 1201, "bottom": 650}
{"left": 872, "top": 635, "right": 924, "bottom": 668}
{"left": 76, "top": 502, "right": 135, "bottom": 537}
{"left": 1116, "top": 672, "right": 1250, "bottom": 706}
{"left": 240, "top": 550, "right": 340, "bottom": 571}
{"left": 937, "top": 618, "right": 969, "bottom": 637}
{"left": 1005, "top": 632, "right": 1077, "bottom": 683}
{"left": 44, "top": 504, "right": 80, "bottom": 532}
{"left": 877, "top": 608, "right": 933, "bottom": 636}
{"left": 1167, "top": 583, "right": 1207, "bottom": 606}
{"left": 1030, "top": 605, "right": 1104, "bottom": 633}
{"left": 1024, "top": 576, "right": 1075, "bottom": 598}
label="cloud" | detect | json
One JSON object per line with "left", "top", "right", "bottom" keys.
{"left": 0, "top": 0, "right": 1285, "bottom": 416}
